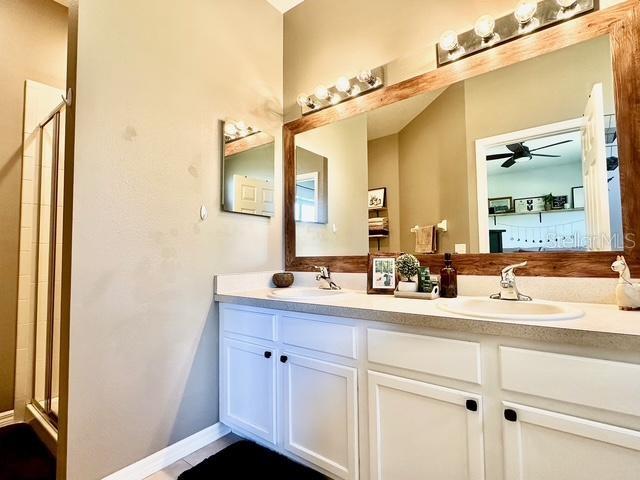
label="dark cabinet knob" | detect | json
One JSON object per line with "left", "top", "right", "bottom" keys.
{"left": 264, "top": 351, "right": 272, "bottom": 359}
{"left": 280, "top": 355, "right": 288, "bottom": 363}
{"left": 466, "top": 399, "right": 478, "bottom": 412}
{"left": 504, "top": 408, "right": 518, "bottom": 422}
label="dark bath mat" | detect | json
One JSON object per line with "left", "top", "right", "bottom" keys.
{"left": 0, "top": 423, "right": 56, "bottom": 480}
{"left": 178, "top": 439, "right": 327, "bottom": 479}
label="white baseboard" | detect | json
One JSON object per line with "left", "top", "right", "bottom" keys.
{"left": 0, "top": 410, "right": 14, "bottom": 428}
{"left": 102, "top": 422, "right": 231, "bottom": 480}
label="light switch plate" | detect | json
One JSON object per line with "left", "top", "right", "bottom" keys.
{"left": 455, "top": 243, "right": 467, "bottom": 254}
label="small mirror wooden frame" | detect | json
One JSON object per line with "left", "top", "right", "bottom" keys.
{"left": 284, "top": 2, "right": 640, "bottom": 277}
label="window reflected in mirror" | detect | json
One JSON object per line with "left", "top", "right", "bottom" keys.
{"left": 221, "top": 122, "right": 275, "bottom": 217}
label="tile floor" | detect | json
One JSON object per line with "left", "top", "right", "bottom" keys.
{"left": 144, "top": 433, "right": 242, "bottom": 480}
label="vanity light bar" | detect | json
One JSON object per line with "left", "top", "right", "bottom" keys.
{"left": 223, "top": 120, "right": 258, "bottom": 142}
{"left": 436, "top": 0, "right": 596, "bottom": 67}
{"left": 296, "top": 67, "right": 385, "bottom": 116}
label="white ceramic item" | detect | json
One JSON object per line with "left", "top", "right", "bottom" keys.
{"left": 611, "top": 256, "right": 640, "bottom": 311}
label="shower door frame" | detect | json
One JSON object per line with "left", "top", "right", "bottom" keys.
{"left": 31, "top": 106, "right": 64, "bottom": 429}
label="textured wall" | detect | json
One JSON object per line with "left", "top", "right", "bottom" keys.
{"left": 67, "top": 1, "right": 283, "bottom": 478}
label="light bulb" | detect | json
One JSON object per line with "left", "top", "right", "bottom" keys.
{"left": 330, "top": 93, "right": 341, "bottom": 105}
{"left": 235, "top": 121, "right": 247, "bottom": 132}
{"left": 556, "top": 0, "right": 577, "bottom": 7}
{"left": 314, "top": 85, "right": 330, "bottom": 100}
{"left": 223, "top": 122, "right": 238, "bottom": 136}
{"left": 350, "top": 84, "right": 361, "bottom": 96}
{"left": 514, "top": 1, "right": 537, "bottom": 24}
{"left": 474, "top": 15, "right": 496, "bottom": 39}
{"left": 357, "top": 69, "right": 373, "bottom": 84}
{"left": 336, "top": 76, "right": 351, "bottom": 93}
{"left": 297, "top": 93, "right": 313, "bottom": 108}
{"left": 439, "top": 30, "right": 459, "bottom": 52}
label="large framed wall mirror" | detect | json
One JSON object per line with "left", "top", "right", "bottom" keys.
{"left": 284, "top": 3, "right": 639, "bottom": 277}
{"left": 221, "top": 120, "right": 275, "bottom": 217}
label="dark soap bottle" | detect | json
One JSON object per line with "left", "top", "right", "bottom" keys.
{"left": 440, "top": 253, "right": 458, "bottom": 298}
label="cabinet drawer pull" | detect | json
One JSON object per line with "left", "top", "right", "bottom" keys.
{"left": 504, "top": 408, "right": 518, "bottom": 422}
{"left": 466, "top": 399, "right": 478, "bottom": 412}
{"left": 264, "top": 351, "right": 272, "bottom": 359}
{"left": 280, "top": 355, "right": 288, "bottom": 363}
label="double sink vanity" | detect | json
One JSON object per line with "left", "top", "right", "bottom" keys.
{"left": 215, "top": 2, "right": 640, "bottom": 478}
{"left": 215, "top": 272, "right": 640, "bottom": 480}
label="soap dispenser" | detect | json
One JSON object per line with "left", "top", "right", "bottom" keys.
{"left": 440, "top": 253, "right": 458, "bottom": 298}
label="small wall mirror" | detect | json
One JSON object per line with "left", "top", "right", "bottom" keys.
{"left": 221, "top": 121, "right": 275, "bottom": 217}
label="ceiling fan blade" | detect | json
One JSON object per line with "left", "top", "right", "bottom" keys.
{"left": 486, "top": 153, "right": 514, "bottom": 160}
{"left": 506, "top": 143, "right": 523, "bottom": 152}
{"left": 529, "top": 139, "right": 572, "bottom": 152}
{"left": 501, "top": 158, "right": 516, "bottom": 168}
{"left": 532, "top": 153, "right": 561, "bottom": 158}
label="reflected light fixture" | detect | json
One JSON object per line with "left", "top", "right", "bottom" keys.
{"left": 223, "top": 122, "right": 238, "bottom": 137}
{"left": 297, "top": 94, "right": 315, "bottom": 109}
{"left": 357, "top": 69, "right": 380, "bottom": 87}
{"left": 514, "top": 1, "right": 537, "bottom": 24}
{"left": 223, "top": 120, "right": 255, "bottom": 141}
{"left": 297, "top": 67, "right": 384, "bottom": 115}
{"left": 474, "top": 15, "right": 496, "bottom": 40}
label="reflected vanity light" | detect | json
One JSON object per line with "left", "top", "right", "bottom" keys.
{"left": 436, "top": 0, "right": 596, "bottom": 67}
{"left": 223, "top": 120, "right": 257, "bottom": 142}
{"left": 297, "top": 67, "right": 384, "bottom": 116}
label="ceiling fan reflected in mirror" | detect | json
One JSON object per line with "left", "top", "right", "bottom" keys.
{"left": 487, "top": 139, "right": 573, "bottom": 168}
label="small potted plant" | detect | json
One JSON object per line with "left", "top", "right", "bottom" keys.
{"left": 544, "top": 193, "right": 554, "bottom": 211}
{"left": 396, "top": 253, "right": 420, "bottom": 292}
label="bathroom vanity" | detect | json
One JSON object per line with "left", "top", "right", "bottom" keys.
{"left": 216, "top": 287, "right": 640, "bottom": 480}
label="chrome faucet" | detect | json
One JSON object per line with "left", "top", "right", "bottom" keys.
{"left": 314, "top": 266, "right": 341, "bottom": 290}
{"left": 490, "top": 261, "right": 532, "bottom": 301}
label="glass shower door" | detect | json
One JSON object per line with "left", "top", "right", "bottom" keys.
{"left": 32, "top": 109, "right": 64, "bottom": 428}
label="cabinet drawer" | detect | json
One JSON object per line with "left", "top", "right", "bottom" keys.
{"left": 279, "top": 314, "right": 357, "bottom": 359}
{"left": 500, "top": 346, "right": 640, "bottom": 416}
{"left": 221, "top": 304, "right": 276, "bottom": 341}
{"left": 368, "top": 329, "right": 482, "bottom": 384}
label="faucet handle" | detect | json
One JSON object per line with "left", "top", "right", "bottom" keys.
{"left": 501, "top": 261, "right": 528, "bottom": 276}
{"left": 314, "top": 266, "right": 330, "bottom": 278}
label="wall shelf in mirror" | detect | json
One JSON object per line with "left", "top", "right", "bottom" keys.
{"left": 283, "top": 1, "right": 640, "bottom": 277}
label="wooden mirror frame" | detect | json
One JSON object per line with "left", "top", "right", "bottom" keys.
{"left": 284, "top": 1, "right": 639, "bottom": 277}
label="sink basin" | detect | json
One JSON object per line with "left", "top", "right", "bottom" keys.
{"left": 438, "top": 297, "right": 584, "bottom": 321}
{"left": 268, "top": 287, "right": 345, "bottom": 300}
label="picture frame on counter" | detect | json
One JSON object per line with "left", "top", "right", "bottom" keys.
{"left": 368, "top": 187, "right": 387, "bottom": 210}
{"left": 514, "top": 196, "right": 546, "bottom": 214}
{"left": 367, "top": 253, "right": 398, "bottom": 294}
{"left": 488, "top": 196, "right": 512, "bottom": 214}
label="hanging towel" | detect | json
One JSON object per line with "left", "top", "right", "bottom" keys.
{"left": 415, "top": 225, "right": 437, "bottom": 254}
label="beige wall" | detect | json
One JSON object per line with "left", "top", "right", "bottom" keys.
{"left": 0, "top": 0, "right": 67, "bottom": 413}
{"left": 368, "top": 135, "right": 400, "bottom": 252}
{"left": 283, "top": 0, "right": 623, "bottom": 121}
{"left": 398, "top": 83, "right": 470, "bottom": 254}
{"left": 68, "top": 1, "right": 283, "bottom": 478}
{"left": 295, "top": 115, "right": 369, "bottom": 257}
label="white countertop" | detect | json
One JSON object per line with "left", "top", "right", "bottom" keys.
{"left": 215, "top": 288, "right": 640, "bottom": 350}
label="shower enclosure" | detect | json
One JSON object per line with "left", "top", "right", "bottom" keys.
{"left": 30, "top": 94, "right": 67, "bottom": 428}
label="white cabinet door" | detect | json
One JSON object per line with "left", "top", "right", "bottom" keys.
{"left": 503, "top": 402, "right": 640, "bottom": 480}
{"left": 369, "top": 371, "right": 485, "bottom": 480}
{"left": 220, "top": 338, "right": 276, "bottom": 443}
{"left": 281, "top": 353, "right": 358, "bottom": 480}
